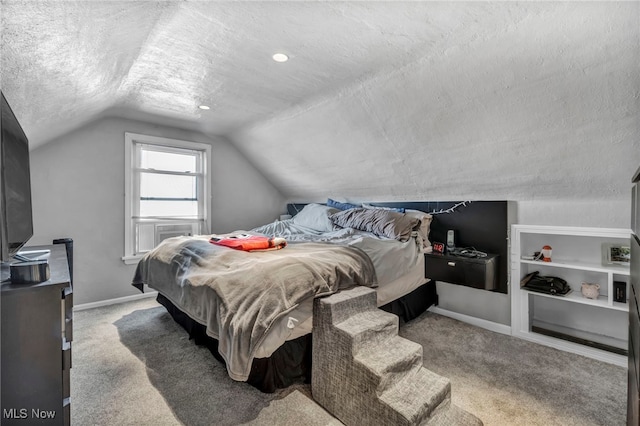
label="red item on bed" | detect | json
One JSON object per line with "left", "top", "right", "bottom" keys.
{"left": 209, "top": 233, "right": 287, "bottom": 252}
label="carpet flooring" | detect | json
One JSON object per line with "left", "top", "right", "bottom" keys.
{"left": 71, "top": 297, "right": 626, "bottom": 425}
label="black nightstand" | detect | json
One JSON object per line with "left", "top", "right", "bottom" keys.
{"left": 425, "top": 252, "right": 499, "bottom": 291}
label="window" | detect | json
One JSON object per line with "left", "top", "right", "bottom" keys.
{"left": 123, "top": 133, "right": 211, "bottom": 263}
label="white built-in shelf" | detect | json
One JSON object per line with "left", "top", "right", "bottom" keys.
{"left": 511, "top": 224, "right": 631, "bottom": 367}
{"left": 521, "top": 287, "right": 628, "bottom": 312}
{"left": 520, "top": 259, "right": 630, "bottom": 276}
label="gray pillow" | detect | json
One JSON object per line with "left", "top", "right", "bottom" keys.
{"left": 292, "top": 203, "right": 340, "bottom": 232}
{"left": 330, "top": 208, "right": 419, "bottom": 242}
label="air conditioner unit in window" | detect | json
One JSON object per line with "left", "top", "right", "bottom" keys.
{"left": 155, "top": 223, "right": 199, "bottom": 244}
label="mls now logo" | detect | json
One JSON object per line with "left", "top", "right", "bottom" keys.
{"left": 3, "top": 408, "right": 56, "bottom": 419}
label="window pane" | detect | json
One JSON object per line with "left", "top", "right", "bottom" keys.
{"left": 140, "top": 173, "right": 196, "bottom": 200}
{"left": 139, "top": 200, "right": 198, "bottom": 217}
{"left": 141, "top": 149, "right": 197, "bottom": 173}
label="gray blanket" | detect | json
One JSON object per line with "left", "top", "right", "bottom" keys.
{"left": 132, "top": 235, "right": 377, "bottom": 381}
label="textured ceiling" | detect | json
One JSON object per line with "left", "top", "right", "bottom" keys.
{"left": 0, "top": 1, "right": 506, "bottom": 148}
{"left": 2, "top": 1, "right": 638, "bottom": 212}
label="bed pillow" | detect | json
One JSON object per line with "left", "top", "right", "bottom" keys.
{"left": 362, "top": 203, "right": 405, "bottom": 213}
{"left": 292, "top": 203, "right": 340, "bottom": 232}
{"left": 330, "top": 208, "right": 419, "bottom": 242}
{"left": 405, "top": 209, "right": 433, "bottom": 250}
{"left": 327, "top": 198, "right": 360, "bottom": 211}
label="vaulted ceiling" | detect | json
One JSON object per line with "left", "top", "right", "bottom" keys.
{"left": 2, "top": 1, "right": 639, "bottom": 205}
{"left": 2, "top": 0, "right": 506, "bottom": 147}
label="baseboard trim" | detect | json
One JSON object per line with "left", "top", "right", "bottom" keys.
{"left": 74, "top": 291, "right": 158, "bottom": 312}
{"left": 429, "top": 306, "right": 512, "bottom": 335}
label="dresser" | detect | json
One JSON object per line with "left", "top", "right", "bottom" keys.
{"left": 1, "top": 244, "right": 73, "bottom": 425}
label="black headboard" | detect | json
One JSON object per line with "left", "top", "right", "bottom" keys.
{"left": 287, "top": 201, "right": 514, "bottom": 294}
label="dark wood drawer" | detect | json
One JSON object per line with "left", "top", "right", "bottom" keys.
{"left": 63, "top": 288, "right": 73, "bottom": 342}
{"left": 631, "top": 284, "right": 640, "bottom": 392}
{"left": 425, "top": 253, "right": 498, "bottom": 290}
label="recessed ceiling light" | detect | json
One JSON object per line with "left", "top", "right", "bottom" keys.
{"left": 272, "top": 53, "right": 289, "bottom": 63}
{"left": 198, "top": 105, "right": 210, "bottom": 110}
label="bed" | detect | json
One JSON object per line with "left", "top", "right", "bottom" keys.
{"left": 132, "top": 201, "right": 439, "bottom": 392}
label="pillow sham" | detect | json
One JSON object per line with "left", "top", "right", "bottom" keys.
{"left": 330, "top": 208, "right": 419, "bottom": 242}
{"left": 405, "top": 209, "right": 433, "bottom": 250}
{"left": 292, "top": 203, "right": 339, "bottom": 232}
{"left": 327, "top": 198, "right": 360, "bottom": 211}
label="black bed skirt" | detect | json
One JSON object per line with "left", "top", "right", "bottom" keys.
{"left": 156, "top": 281, "right": 438, "bottom": 393}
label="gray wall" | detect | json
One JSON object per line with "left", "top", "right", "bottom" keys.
{"left": 28, "top": 116, "right": 285, "bottom": 305}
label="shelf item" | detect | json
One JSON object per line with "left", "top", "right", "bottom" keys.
{"left": 425, "top": 252, "right": 498, "bottom": 290}
{"left": 510, "top": 224, "right": 630, "bottom": 367}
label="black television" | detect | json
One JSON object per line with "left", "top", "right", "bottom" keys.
{"left": 0, "top": 92, "right": 33, "bottom": 282}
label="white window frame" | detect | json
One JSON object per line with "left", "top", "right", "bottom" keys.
{"left": 122, "top": 132, "right": 212, "bottom": 264}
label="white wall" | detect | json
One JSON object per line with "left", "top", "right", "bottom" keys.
{"left": 28, "top": 116, "right": 285, "bottom": 305}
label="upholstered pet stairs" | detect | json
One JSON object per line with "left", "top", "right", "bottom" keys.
{"left": 312, "top": 286, "right": 482, "bottom": 426}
